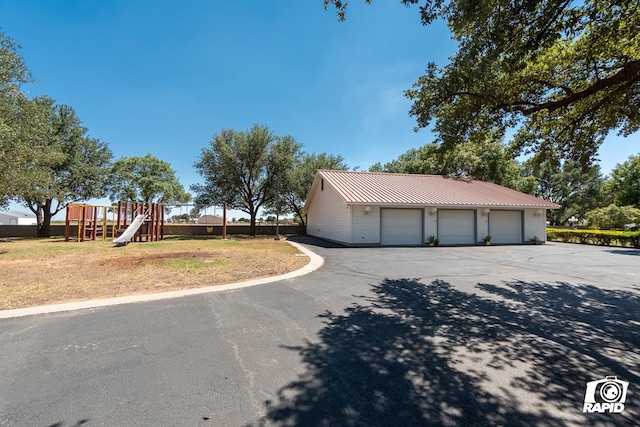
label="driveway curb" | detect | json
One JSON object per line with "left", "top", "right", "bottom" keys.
{"left": 0, "top": 240, "right": 324, "bottom": 319}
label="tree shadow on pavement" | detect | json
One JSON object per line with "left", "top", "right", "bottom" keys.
{"left": 259, "top": 279, "right": 639, "bottom": 426}
{"left": 605, "top": 249, "right": 640, "bottom": 256}
{"left": 286, "top": 235, "right": 353, "bottom": 249}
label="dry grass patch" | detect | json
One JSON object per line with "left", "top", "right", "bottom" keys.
{"left": 0, "top": 236, "right": 308, "bottom": 310}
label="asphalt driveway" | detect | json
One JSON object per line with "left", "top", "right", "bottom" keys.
{"left": 1, "top": 238, "right": 638, "bottom": 426}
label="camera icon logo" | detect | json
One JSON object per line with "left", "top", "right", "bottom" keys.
{"left": 583, "top": 376, "right": 629, "bottom": 413}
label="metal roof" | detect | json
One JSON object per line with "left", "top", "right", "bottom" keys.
{"left": 312, "top": 170, "right": 561, "bottom": 208}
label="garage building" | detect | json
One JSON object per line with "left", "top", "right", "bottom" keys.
{"left": 0, "top": 210, "right": 37, "bottom": 225}
{"left": 304, "top": 170, "right": 560, "bottom": 246}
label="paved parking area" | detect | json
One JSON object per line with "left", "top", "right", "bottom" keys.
{"left": 1, "top": 239, "right": 638, "bottom": 426}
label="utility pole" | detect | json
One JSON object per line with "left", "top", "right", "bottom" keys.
{"left": 222, "top": 202, "right": 227, "bottom": 240}
{"left": 275, "top": 175, "right": 281, "bottom": 240}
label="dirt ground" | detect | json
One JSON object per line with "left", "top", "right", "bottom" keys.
{"left": 0, "top": 236, "right": 308, "bottom": 310}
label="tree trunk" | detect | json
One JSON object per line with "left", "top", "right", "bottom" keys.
{"left": 249, "top": 214, "right": 257, "bottom": 237}
{"left": 295, "top": 207, "right": 306, "bottom": 227}
{"left": 37, "top": 204, "right": 53, "bottom": 238}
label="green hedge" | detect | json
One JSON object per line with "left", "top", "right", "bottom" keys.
{"left": 547, "top": 228, "right": 640, "bottom": 248}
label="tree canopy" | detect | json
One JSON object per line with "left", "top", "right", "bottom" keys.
{"left": 586, "top": 204, "right": 640, "bottom": 229}
{"left": 107, "top": 154, "right": 191, "bottom": 204}
{"left": 192, "top": 124, "right": 301, "bottom": 235}
{"left": 325, "top": 0, "right": 640, "bottom": 165}
{"left": 0, "top": 31, "right": 30, "bottom": 95}
{"left": 0, "top": 32, "right": 60, "bottom": 208}
{"left": 262, "top": 135, "right": 302, "bottom": 220}
{"left": 370, "top": 139, "right": 536, "bottom": 192}
{"left": 279, "top": 152, "right": 348, "bottom": 226}
{"left": 606, "top": 153, "right": 640, "bottom": 208}
{"left": 524, "top": 158, "right": 607, "bottom": 225}
{"left": 16, "top": 97, "right": 113, "bottom": 237}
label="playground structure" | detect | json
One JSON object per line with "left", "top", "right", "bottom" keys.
{"left": 65, "top": 201, "right": 164, "bottom": 243}
{"left": 64, "top": 204, "right": 116, "bottom": 242}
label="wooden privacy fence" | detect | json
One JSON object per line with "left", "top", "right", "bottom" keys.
{"left": 1, "top": 224, "right": 305, "bottom": 238}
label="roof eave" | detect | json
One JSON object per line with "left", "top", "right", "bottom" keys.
{"left": 346, "top": 202, "right": 561, "bottom": 209}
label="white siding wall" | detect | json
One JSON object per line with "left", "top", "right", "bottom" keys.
{"left": 306, "top": 181, "right": 351, "bottom": 244}
{"left": 424, "top": 208, "right": 437, "bottom": 242}
{"left": 476, "top": 208, "right": 489, "bottom": 243}
{"left": 524, "top": 209, "right": 547, "bottom": 242}
{"left": 16, "top": 217, "right": 36, "bottom": 225}
{"left": 0, "top": 214, "right": 35, "bottom": 225}
{"left": 351, "top": 206, "right": 380, "bottom": 245}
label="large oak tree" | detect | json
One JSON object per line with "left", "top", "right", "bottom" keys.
{"left": 107, "top": 154, "right": 191, "bottom": 204}
{"left": 524, "top": 158, "right": 608, "bottom": 225}
{"left": 370, "top": 138, "right": 535, "bottom": 192}
{"left": 606, "top": 153, "right": 640, "bottom": 208}
{"left": 192, "top": 124, "right": 301, "bottom": 236}
{"left": 325, "top": 0, "right": 640, "bottom": 165}
{"left": 17, "top": 97, "right": 113, "bottom": 237}
{"left": 277, "top": 152, "right": 348, "bottom": 226}
{"left": 0, "top": 32, "right": 59, "bottom": 208}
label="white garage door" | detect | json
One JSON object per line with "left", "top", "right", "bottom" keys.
{"left": 489, "top": 210, "right": 523, "bottom": 244}
{"left": 380, "top": 209, "right": 423, "bottom": 246}
{"left": 438, "top": 210, "right": 475, "bottom": 245}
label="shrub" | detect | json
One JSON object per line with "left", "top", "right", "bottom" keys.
{"left": 547, "top": 228, "right": 640, "bottom": 248}
{"left": 585, "top": 204, "right": 640, "bottom": 229}
{"left": 427, "top": 235, "right": 439, "bottom": 246}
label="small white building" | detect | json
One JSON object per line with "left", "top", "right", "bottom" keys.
{"left": 304, "top": 170, "right": 560, "bottom": 246}
{"left": 0, "top": 210, "right": 37, "bottom": 225}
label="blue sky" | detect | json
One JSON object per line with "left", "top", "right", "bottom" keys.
{"left": 2, "top": 1, "right": 639, "bottom": 218}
